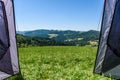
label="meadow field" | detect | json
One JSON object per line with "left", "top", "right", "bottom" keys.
{"left": 8, "top": 46, "right": 113, "bottom": 80}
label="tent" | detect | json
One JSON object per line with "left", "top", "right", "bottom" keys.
{"left": 0, "top": 0, "right": 19, "bottom": 79}
{"left": 94, "top": 0, "right": 120, "bottom": 79}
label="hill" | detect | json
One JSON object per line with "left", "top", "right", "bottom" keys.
{"left": 17, "top": 34, "right": 65, "bottom": 47}
{"left": 17, "top": 29, "right": 100, "bottom": 46}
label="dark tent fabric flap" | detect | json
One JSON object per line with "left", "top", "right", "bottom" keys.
{"left": 0, "top": 0, "right": 20, "bottom": 79}
{"left": 108, "top": 0, "right": 120, "bottom": 57}
{"left": 0, "top": 1, "right": 10, "bottom": 60}
{"left": 94, "top": 0, "right": 120, "bottom": 79}
{"left": 103, "top": 47, "right": 120, "bottom": 79}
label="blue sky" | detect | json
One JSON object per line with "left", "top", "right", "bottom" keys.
{"left": 14, "top": 0, "right": 104, "bottom": 31}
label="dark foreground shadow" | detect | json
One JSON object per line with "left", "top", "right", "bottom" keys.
{"left": 13, "top": 73, "right": 25, "bottom": 80}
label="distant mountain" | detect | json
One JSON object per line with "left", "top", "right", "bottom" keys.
{"left": 17, "top": 29, "right": 100, "bottom": 46}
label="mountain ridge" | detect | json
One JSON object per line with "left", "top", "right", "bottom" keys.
{"left": 17, "top": 29, "right": 100, "bottom": 46}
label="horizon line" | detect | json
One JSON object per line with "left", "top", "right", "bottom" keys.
{"left": 16, "top": 29, "right": 100, "bottom": 32}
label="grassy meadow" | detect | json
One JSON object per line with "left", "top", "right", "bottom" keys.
{"left": 7, "top": 46, "right": 113, "bottom": 80}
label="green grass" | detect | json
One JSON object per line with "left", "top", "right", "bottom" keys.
{"left": 7, "top": 46, "right": 113, "bottom": 80}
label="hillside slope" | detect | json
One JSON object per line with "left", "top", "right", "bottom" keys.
{"left": 17, "top": 29, "right": 100, "bottom": 46}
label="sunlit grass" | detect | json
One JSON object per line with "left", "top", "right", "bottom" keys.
{"left": 8, "top": 46, "right": 113, "bottom": 80}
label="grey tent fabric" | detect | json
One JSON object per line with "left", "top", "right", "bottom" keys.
{"left": 108, "top": 0, "right": 120, "bottom": 57}
{"left": 0, "top": 1, "right": 10, "bottom": 60}
{"left": 94, "top": 0, "right": 120, "bottom": 79}
{"left": 0, "top": 0, "right": 19, "bottom": 79}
